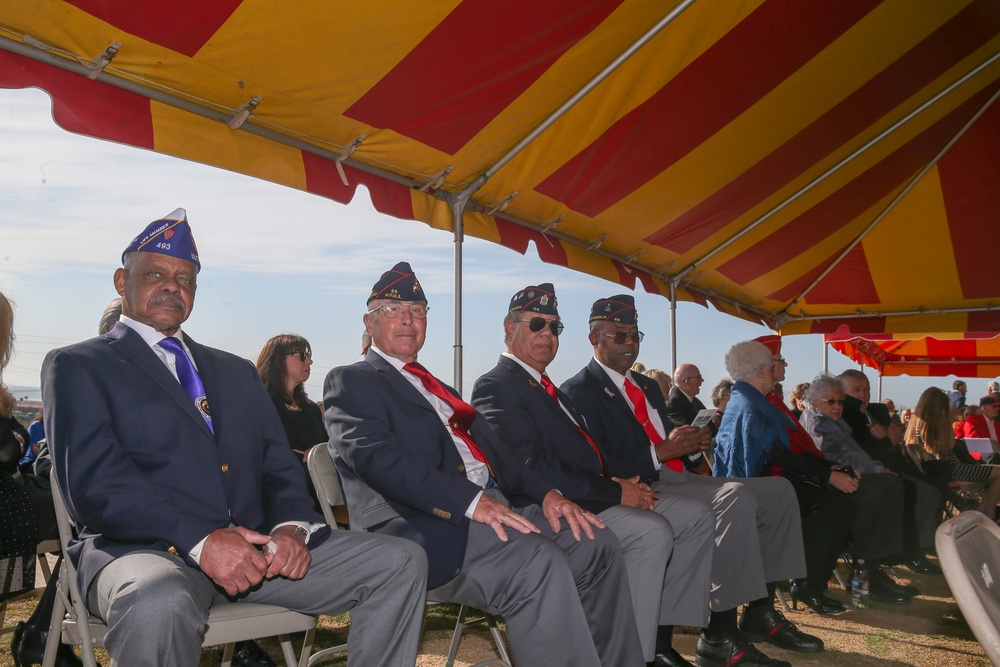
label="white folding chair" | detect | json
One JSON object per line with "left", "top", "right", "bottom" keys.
{"left": 305, "top": 443, "right": 513, "bottom": 667}
{"left": 936, "top": 511, "right": 1000, "bottom": 666}
{"left": 44, "top": 471, "right": 318, "bottom": 667}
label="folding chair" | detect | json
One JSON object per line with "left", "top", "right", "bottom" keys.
{"left": 44, "top": 471, "right": 318, "bottom": 667}
{"left": 936, "top": 511, "right": 1000, "bottom": 666}
{"left": 305, "top": 443, "right": 513, "bottom": 667}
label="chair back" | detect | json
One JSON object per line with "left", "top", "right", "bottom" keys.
{"left": 305, "top": 443, "right": 346, "bottom": 528}
{"left": 936, "top": 511, "right": 1000, "bottom": 665}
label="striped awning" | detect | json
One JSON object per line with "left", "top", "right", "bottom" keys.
{"left": 826, "top": 331, "right": 1000, "bottom": 377}
{"left": 1, "top": 0, "right": 998, "bottom": 335}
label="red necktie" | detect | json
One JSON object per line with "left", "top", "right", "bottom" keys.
{"left": 540, "top": 374, "right": 606, "bottom": 473}
{"left": 403, "top": 362, "right": 495, "bottom": 476}
{"left": 623, "top": 377, "right": 682, "bottom": 472}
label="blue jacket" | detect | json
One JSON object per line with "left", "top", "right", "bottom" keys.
{"left": 714, "top": 381, "right": 790, "bottom": 478}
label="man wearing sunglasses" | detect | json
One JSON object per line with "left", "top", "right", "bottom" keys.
{"left": 561, "top": 296, "right": 821, "bottom": 667}
{"left": 326, "top": 265, "right": 645, "bottom": 667}
{"left": 472, "top": 285, "right": 717, "bottom": 667}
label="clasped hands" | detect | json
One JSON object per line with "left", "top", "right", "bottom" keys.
{"left": 200, "top": 525, "right": 311, "bottom": 596}
{"left": 472, "top": 490, "right": 605, "bottom": 543}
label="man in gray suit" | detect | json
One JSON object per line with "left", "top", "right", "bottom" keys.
{"left": 325, "top": 263, "right": 645, "bottom": 667}
{"left": 42, "top": 211, "right": 428, "bottom": 667}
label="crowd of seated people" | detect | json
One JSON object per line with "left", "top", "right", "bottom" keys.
{"left": 11, "top": 211, "right": 999, "bottom": 666}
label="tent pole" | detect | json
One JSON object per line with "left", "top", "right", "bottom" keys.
{"left": 450, "top": 196, "right": 468, "bottom": 394}
{"left": 669, "top": 282, "right": 678, "bottom": 373}
{"left": 823, "top": 340, "right": 828, "bottom": 374}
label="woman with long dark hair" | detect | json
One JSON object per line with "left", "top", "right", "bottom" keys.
{"left": 255, "top": 334, "right": 327, "bottom": 461}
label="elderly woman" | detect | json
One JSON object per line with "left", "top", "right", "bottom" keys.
{"left": 715, "top": 341, "right": 854, "bottom": 614}
{"left": 256, "top": 334, "right": 327, "bottom": 461}
{"left": 905, "top": 387, "right": 1000, "bottom": 517}
{"left": 799, "top": 376, "right": 916, "bottom": 604}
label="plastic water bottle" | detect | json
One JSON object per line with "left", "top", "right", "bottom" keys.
{"left": 850, "top": 558, "right": 870, "bottom": 608}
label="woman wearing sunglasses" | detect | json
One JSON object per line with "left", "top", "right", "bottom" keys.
{"left": 256, "top": 334, "right": 327, "bottom": 462}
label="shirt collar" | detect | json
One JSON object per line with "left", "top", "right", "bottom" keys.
{"left": 119, "top": 315, "right": 187, "bottom": 349}
{"left": 502, "top": 351, "right": 543, "bottom": 382}
{"left": 593, "top": 356, "right": 629, "bottom": 392}
{"left": 370, "top": 345, "right": 407, "bottom": 373}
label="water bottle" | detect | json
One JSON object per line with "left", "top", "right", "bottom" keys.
{"left": 850, "top": 558, "right": 870, "bottom": 608}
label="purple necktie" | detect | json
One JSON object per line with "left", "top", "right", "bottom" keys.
{"left": 158, "top": 336, "right": 213, "bottom": 434}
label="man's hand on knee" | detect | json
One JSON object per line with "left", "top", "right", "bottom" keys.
{"left": 200, "top": 527, "right": 271, "bottom": 595}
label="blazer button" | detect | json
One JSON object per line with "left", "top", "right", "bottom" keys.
{"left": 457, "top": 464, "right": 465, "bottom": 473}
{"left": 167, "top": 546, "right": 178, "bottom": 555}
{"left": 221, "top": 463, "right": 230, "bottom": 473}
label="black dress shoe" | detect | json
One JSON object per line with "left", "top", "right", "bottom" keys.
{"left": 870, "top": 566, "right": 919, "bottom": 598}
{"left": 649, "top": 647, "right": 696, "bottom": 667}
{"left": 789, "top": 581, "right": 846, "bottom": 615}
{"left": 904, "top": 555, "right": 942, "bottom": 575}
{"left": 230, "top": 640, "right": 277, "bottom": 667}
{"left": 695, "top": 632, "right": 791, "bottom": 667}
{"left": 10, "top": 621, "right": 88, "bottom": 667}
{"left": 739, "top": 606, "right": 824, "bottom": 652}
{"left": 867, "top": 571, "right": 912, "bottom": 605}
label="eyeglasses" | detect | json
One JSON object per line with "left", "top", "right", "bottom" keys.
{"left": 599, "top": 331, "right": 644, "bottom": 344}
{"left": 774, "top": 356, "right": 788, "bottom": 365}
{"left": 287, "top": 350, "right": 312, "bottom": 362}
{"left": 515, "top": 317, "right": 564, "bottom": 336}
{"left": 368, "top": 303, "right": 429, "bottom": 319}
{"left": 817, "top": 398, "right": 844, "bottom": 405}
{"left": 682, "top": 375, "right": 704, "bottom": 382}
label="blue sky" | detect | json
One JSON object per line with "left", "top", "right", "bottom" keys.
{"left": 0, "top": 87, "right": 986, "bottom": 410}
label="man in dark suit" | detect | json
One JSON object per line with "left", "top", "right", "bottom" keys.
{"left": 664, "top": 365, "right": 713, "bottom": 474}
{"left": 471, "top": 285, "right": 719, "bottom": 667}
{"left": 562, "top": 295, "right": 819, "bottom": 667}
{"left": 838, "top": 369, "right": 941, "bottom": 575}
{"left": 42, "top": 211, "right": 428, "bottom": 667}
{"left": 325, "top": 264, "right": 644, "bottom": 667}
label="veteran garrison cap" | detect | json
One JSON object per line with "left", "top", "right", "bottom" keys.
{"left": 753, "top": 334, "right": 782, "bottom": 356}
{"left": 121, "top": 208, "right": 201, "bottom": 272}
{"left": 508, "top": 283, "right": 558, "bottom": 316}
{"left": 368, "top": 261, "right": 426, "bottom": 304}
{"left": 590, "top": 294, "right": 637, "bottom": 324}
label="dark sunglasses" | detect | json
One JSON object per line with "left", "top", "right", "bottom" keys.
{"left": 286, "top": 350, "right": 312, "bottom": 362}
{"left": 515, "top": 317, "right": 564, "bottom": 336}
{"left": 817, "top": 398, "right": 844, "bottom": 405}
{"left": 599, "top": 331, "right": 644, "bottom": 345}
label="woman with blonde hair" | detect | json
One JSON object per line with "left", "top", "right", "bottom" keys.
{"left": 905, "top": 386, "right": 1000, "bottom": 518}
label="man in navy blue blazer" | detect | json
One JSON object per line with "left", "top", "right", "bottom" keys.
{"left": 325, "top": 263, "right": 644, "bottom": 667}
{"left": 472, "top": 284, "right": 719, "bottom": 667}
{"left": 42, "top": 211, "right": 427, "bottom": 667}
{"left": 562, "top": 295, "right": 822, "bottom": 667}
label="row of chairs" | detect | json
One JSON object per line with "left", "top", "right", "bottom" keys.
{"left": 40, "top": 443, "right": 514, "bottom": 667}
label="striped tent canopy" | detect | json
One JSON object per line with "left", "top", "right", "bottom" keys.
{"left": 1, "top": 0, "right": 999, "bottom": 335}
{"left": 826, "top": 331, "right": 1000, "bottom": 377}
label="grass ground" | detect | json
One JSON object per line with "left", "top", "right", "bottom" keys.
{"left": 0, "top": 556, "right": 988, "bottom": 666}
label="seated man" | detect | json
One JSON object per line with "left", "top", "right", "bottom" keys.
{"left": 957, "top": 395, "right": 1000, "bottom": 442}
{"left": 663, "top": 364, "right": 713, "bottom": 474}
{"left": 838, "top": 369, "right": 942, "bottom": 575}
{"left": 325, "top": 264, "right": 644, "bottom": 667}
{"left": 561, "top": 295, "right": 821, "bottom": 667}
{"left": 42, "top": 211, "right": 428, "bottom": 667}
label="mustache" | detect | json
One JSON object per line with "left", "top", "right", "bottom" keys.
{"left": 147, "top": 294, "right": 187, "bottom": 312}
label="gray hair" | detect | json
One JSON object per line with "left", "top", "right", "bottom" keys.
{"left": 98, "top": 297, "right": 123, "bottom": 335}
{"left": 711, "top": 378, "right": 733, "bottom": 408}
{"left": 836, "top": 369, "right": 868, "bottom": 391}
{"left": 724, "top": 341, "right": 772, "bottom": 382}
{"left": 805, "top": 375, "right": 843, "bottom": 407}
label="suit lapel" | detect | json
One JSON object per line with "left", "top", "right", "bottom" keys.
{"left": 586, "top": 359, "right": 635, "bottom": 421}
{"left": 499, "top": 355, "right": 583, "bottom": 428}
{"left": 108, "top": 325, "right": 215, "bottom": 440}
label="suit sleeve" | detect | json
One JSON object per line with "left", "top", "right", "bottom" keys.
{"left": 325, "top": 365, "right": 481, "bottom": 526}
{"left": 664, "top": 391, "right": 691, "bottom": 430}
{"left": 471, "top": 375, "right": 622, "bottom": 509}
{"left": 42, "top": 347, "right": 219, "bottom": 555}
